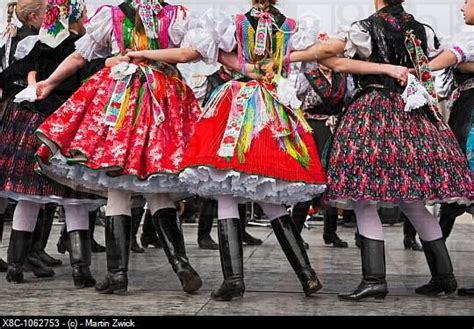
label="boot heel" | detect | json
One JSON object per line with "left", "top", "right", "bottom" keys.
{"left": 374, "top": 292, "right": 388, "bottom": 300}
{"left": 73, "top": 277, "right": 86, "bottom": 289}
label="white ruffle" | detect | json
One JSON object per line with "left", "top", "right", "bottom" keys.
{"left": 169, "top": 6, "right": 190, "bottom": 47}
{"left": 276, "top": 75, "right": 302, "bottom": 109}
{"left": 0, "top": 191, "right": 105, "bottom": 209}
{"left": 337, "top": 23, "right": 372, "bottom": 59}
{"left": 75, "top": 6, "right": 117, "bottom": 61}
{"left": 425, "top": 26, "right": 444, "bottom": 59}
{"left": 36, "top": 153, "right": 189, "bottom": 198}
{"left": 401, "top": 74, "right": 435, "bottom": 112}
{"left": 179, "top": 166, "right": 326, "bottom": 205}
{"left": 291, "top": 15, "right": 320, "bottom": 51}
{"left": 182, "top": 9, "right": 236, "bottom": 64}
{"left": 453, "top": 26, "right": 474, "bottom": 62}
{"left": 14, "top": 35, "right": 40, "bottom": 60}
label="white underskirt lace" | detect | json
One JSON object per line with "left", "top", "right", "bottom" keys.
{"left": 0, "top": 191, "right": 104, "bottom": 209}
{"left": 37, "top": 153, "right": 189, "bottom": 199}
{"left": 179, "top": 166, "right": 326, "bottom": 205}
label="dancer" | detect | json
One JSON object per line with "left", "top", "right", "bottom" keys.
{"left": 290, "top": 0, "right": 472, "bottom": 300}
{"left": 0, "top": 0, "right": 106, "bottom": 287}
{"left": 33, "top": 0, "right": 243, "bottom": 294}
{"left": 425, "top": 0, "right": 474, "bottom": 296}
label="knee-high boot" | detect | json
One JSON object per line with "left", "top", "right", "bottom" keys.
{"left": 415, "top": 238, "right": 457, "bottom": 296}
{"left": 239, "top": 204, "right": 262, "bottom": 246}
{"left": 34, "top": 205, "right": 62, "bottom": 266}
{"left": 6, "top": 230, "right": 33, "bottom": 283}
{"left": 439, "top": 204, "right": 465, "bottom": 240}
{"left": 56, "top": 222, "right": 70, "bottom": 254}
{"left": 339, "top": 235, "right": 388, "bottom": 301}
{"left": 323, "top": 207, "right": 348, "bottom": 248}
{"left": 26, "top": 211, "right": 55, "bottom": 278}
{"left": 211, "top": 218, "right": 245, "bottom": 301}
{"left": 95, "top": 215, "right": 131, "bottom": 294}
{"left": 0, "top": 213, "right": 7, "bottom": 272}
{"left": 402, "top": 214, "right": 423, "bottom": 251}
{"left": 89, "top": 210, "right": 105, "bottom": 253}
{"left": 131, "top": 207, "right": 145, "bottom": 253}
{"left": 140, "top": 210, "right": 162, "bottom": 248}
{"left": 271, "top": 215, "right": 322, "bottom": 296}
{"left": 152, "top": 208, "right": 202, "bottom": 293}
{"left": 197, "top": 198, "right": 218, "bottom": 250}
{"left": 69, "top": 230, "right": 96, "bottom": 288}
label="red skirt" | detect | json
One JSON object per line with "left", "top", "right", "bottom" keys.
{"left": 179, "top": 81, "right": 327, "bottom": 205}
{"left": 36, "top": 65, "right": 201, "bottom": 194}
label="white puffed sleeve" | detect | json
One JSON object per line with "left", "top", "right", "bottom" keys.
{"left": 336, "top": 22, "right": 372, "bottom": 59}
{"left": 424, "top": 26, "right": 444, "bottom": 59}
{"left": 449, "top": 26, "right": 474, "bottom": 64}
{"left": 169, "top": 5, "right": 191, "bottom": 47}
{"left": 291, "top": 15, "right": 320, "bottom": 51}
{"left": 181, "top": 9, "right": 236, "bottom": 64}
{"left": 75, "top": 6, "right": 117, "bottom": 61}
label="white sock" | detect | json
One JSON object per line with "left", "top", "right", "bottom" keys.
{"left": 258, "top": 203, "right": 288, "bottom": 221}
{"left": 217, "top": 196, "right": 240, "bottom": 220}
{"left": 64, "top": 205, "right": 89, "bottom": 232}
{"left": 105, "top": 189, "right": 132, "bottom": 217}
{"left": 399, "top": 202, "right": 443, "bottom": 241}
{"left": 144, "top": 193, "right": 175, "bottom": 215}
{"left": 12, "top": 201, "right": 42, "bottom": 232}
{"left": 352, "top": 201, "right": 384, "bottom": 240}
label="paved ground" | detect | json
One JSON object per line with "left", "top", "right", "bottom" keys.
{"left": 0, "top": 216, "right": 473, "bottom": 317}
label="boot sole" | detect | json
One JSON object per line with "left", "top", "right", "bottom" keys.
{"left": 179, "top": 272, "right": 203, "bottom": 293}
{"left": 338, "top": 292, "right": 388, "bottom": 301}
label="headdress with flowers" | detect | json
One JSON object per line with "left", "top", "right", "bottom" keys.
{"left": 39, "top": 0, "right": 85, "bottom": 48}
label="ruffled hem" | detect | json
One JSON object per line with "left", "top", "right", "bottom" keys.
{"left": 179, "top": 166, "right": 326, "bottom": 205}
{"left": 36, "top": 152, "right": 189, "bottom": 198}
{"left": 0, "top": 191, "right": 104, "bottom": 209}
{"left": 328, "top": 196, "right": 473, "bottom": 210}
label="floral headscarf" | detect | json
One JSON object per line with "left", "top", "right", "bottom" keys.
{"left": 39, "top": 0, "right": 85, "bottom": 48}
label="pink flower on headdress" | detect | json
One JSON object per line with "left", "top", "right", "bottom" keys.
{"left": 56, "top": 0, "right": 66, "bottom": 5}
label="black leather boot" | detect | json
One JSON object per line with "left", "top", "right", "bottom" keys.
{"left": 211, "top": 218, "right": 245, "bottom": 301}
{"left": 415, "top": 238, "right": 457, "bottom": 296}
{"left": 402, "top": 214, "right": 423, "bottom": 251}
{"left": 339, "top": 236, "right": 388, "bottom": 301}
{"left": 57, "top": 223, "right": 70, "bottom": 254}
{"left": 89, "top": 210, "right": 106, "bottom": 253}
{"left": 152, "top": 208, "right": 202, "bottom": 293}
{"left": 95, "top": 215, "right": 131, "bottom": 294}
{"left": 323, "top": 207, "right": 348, "bottom": 248}
{"left": 131, "top": 207, "right": 145, "bottom": 253}
{"left": 271, "top": 215, "right": 322, "bottom": 296}
{"left": 458, "top": 287, "right": 474, "bottom": 296}
{"left": 354, "top": 231, "right": 362, "bottom": 249}
{"left": 69, "top": 230, "right": 96, "bottom": 288}
{"left": 140, "top": 210, "right": 162, "bottom": 248}
{"left": 439, "top": 204, "right": 465, "bottom": 240}
{"left": 239, "top": 204, "right": 262, "bottom": 246}
{"left": 33, "top": 206, "right": 62, "bottom": 266}
{"left": 197, "top": 199, "right": 218, "bottom": 250}
{"left": 0, "top": 213, "right": 7, "bottom": 272}
{"left": 6, "top": 230, "right": 33, "bottom": 283}
{"left": 292, "top": 201, "right": 310, "bottom": 249}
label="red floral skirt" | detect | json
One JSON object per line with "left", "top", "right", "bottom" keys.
{"left": 179, "top": 81, "right": 327, "bottom": 205}
{"left": 36, "top": 66, "right": 201, "bottom": 194}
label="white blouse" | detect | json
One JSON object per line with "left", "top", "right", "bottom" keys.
{"left": 337, "top": 22, "right": 444, "bottom": 60}
{"left": 450, "top": 26, "right": 474, "bottom": 64}
{"left": 187, "top": 9, "right": 320, "bottom": 65}
{"left": 75, "top": 5, "right": 215, "bottom": 63}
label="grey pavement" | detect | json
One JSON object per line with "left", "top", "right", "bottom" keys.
{"left": 0, "top": 219, "right": 473, "bottom": 316}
